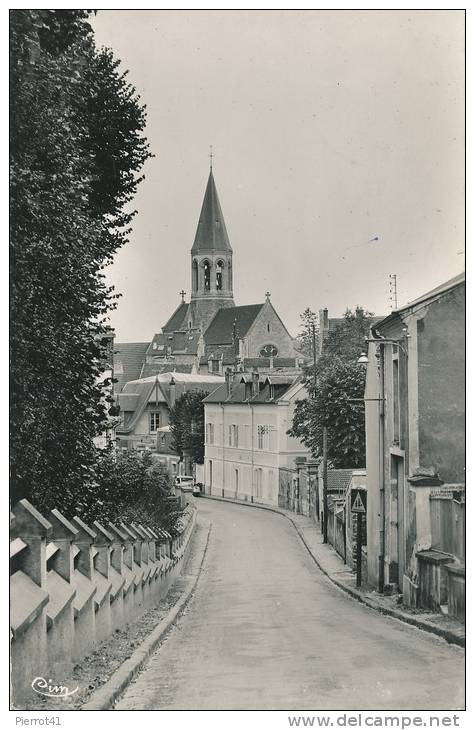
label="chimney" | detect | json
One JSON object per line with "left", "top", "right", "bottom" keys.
{"left": 319, "top": 308, "right": 329, "bottom": 354}
{"left": 320, "top": 307, "right": 329, "bottom": 331}
{"left": 251, "top": 370, "right": 260, "bottom": 397}
{"left": 225, "top": 368, "right": 233, "bottom": 398}
{"left": 169, "top": 376, "right": 176, "bottom": 408}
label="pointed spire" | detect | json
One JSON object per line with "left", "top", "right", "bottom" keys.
{"left": 191, "top": 169, "right": 232, "bottom": 254}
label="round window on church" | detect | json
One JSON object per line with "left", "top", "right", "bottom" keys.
{"left": 260, "top": 344, "right": 279, "bottom": 357}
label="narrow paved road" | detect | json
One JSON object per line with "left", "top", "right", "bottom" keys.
{"left": 116, "top": 499, "right": 464, "bottom": 711}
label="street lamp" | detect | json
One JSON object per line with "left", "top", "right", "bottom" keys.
{"left": 357, "top": 352, "right": 369, "bottom": 365}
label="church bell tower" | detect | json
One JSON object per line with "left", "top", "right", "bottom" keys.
{"left": 188, "top": 165, "right": 235, "bottom": 333}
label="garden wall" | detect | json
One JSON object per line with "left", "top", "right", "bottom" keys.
{"left": 10, "top": 498, "right": 196, "bottom": 707}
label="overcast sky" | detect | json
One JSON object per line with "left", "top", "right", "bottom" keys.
{"left": 91, "top": 9, "right": 464, "bottom": 343}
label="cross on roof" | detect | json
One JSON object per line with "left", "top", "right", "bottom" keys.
{"left": 179, "top": 289, "right": 186, "bottom": 301}
{"left": 209, "top": 145, "right": 213, "bottom": 170}
{"left": 265, "top": 291, "right": 271, "bottom": 301}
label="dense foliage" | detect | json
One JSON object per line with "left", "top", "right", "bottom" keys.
{"left": 289, "top": 307, "right": 374, "bottom": 468}
{"left": 169, "top": 391, "right": 207, "bottom": 466}
{"left": 91, "top": 450, "right": 179, "bottom": 535}
{"left": 10, "top": 10, "right": 152, "bottom": 514}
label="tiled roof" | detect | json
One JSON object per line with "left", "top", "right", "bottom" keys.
{"left": 191, "top": 170, "right": 232, "bottom": 253}
{"left": 113, "top": 342, "right": 149, "bottom": 393}
{"left": 140, "top": 363, "right": 194, "bottom": 379}
{"left": 204, "top": 304, "right": 264, "bottom": 345}
{"left": 162, "top": 302, "right": 189, "bottom": 333}
{"left": 327, "top": 469, "right": 354, "bottom": 493}
{"left": 202, "top": 379, "right": 295, "bottom": 405}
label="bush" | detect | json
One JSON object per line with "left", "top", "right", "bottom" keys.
{"left": 78, "top": 450, "right": 181, "bottom": 536}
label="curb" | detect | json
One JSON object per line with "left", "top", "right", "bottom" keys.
{"left": 81, "top": 522, "right": 213, "bottom": 711}
{"left": 203, "top": 494, "right": 465, "bottom": 648}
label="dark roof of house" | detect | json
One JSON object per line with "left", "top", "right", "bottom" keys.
{"left": 152, "top": 329, "right": 201, "bottom": 356}
{"left": 202, "top": 376, "right": 298, "bottom": 405}
{"left": 140, "top": 363, "right": 194, "bottom": 379}
{"left": 327, "top": 469, "right": 354, "bottom": 493}
{"left": 162, "top": 301, "right": 189, "bottom": 333}
{"left": 204, "top": 304, "right": 264, "bottom": 345}
{"left": 113, "top": 342, "right": 149, "bottom": 393}
{"left": 191, "top": 170, "right": 232, "bottom": 254}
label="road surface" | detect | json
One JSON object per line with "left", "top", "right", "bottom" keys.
{"left": 115, "top": 498, "right": 464, "bottom": 710}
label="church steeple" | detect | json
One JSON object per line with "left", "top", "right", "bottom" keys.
{"left": 191, "top": 169, "right": 232, "bottom": 254}
{"left": 189, "top": 167, "right": 235, "bottom": 333}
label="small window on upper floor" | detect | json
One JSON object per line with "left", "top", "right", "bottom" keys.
{"left": 150, "top": 412, "right": 160, "bottom": 433}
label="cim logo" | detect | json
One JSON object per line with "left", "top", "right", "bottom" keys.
{"left": 31, "top": 677, "right": 79, "bottom": 698}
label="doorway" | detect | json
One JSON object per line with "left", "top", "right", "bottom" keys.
{"left": 390, "top": 454, "right": 405, "bottom": 591}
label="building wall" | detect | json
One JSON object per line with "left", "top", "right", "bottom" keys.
{"left": 244, "top": 301, "right": 296, "bottom": 359}
{"left": 364, "top": 342, "right": 383, "bottom": 590}
{"left": 416, "top": 285, "right": 465, "bottom": 483}
{"left": 204, "top": 397, "right": 308, "bottom": 506}
{"left": 364, "top": 281, "right": 465, "bottom": 597}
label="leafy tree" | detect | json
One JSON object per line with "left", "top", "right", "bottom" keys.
{"left": 91, "top": 450, "right": 180, "bottom": 536}
{"left": 320, "top": 307, "right": 375, "bottom": 364}
{"left": 290, "top": 360, "right": 367, "bottom": 467}
{"left": 289, "top": 307, "right": 374, "bottom": 468}
{"left": 169, "top": 391, "right": 207, "bottom": 466}
{"left": 10, "top": 10, "right": 152, "bottom": 514}
{"left": 295, "top": 307, "right": 319, "bottom": 359}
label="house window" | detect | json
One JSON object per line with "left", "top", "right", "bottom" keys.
{"left": 228, "top": 424, "right": 239, "bottom": 446}
{"left": 150, "top": 412, "right": 160, "bottom": 433}
{"left": 211, "top": 359, "right": 220, "bottom": 373}
{"left": 206, "top": 423, "right": 214, "bottom": 445}
{"left": 393, "top": 357, "right": 400, "bottom": 444}
{"left": 257, "top": 424, "right": 268, "bottom": 450}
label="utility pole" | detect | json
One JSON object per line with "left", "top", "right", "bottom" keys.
{"left": 356, "top": 512, "right": 363, "bottom": 587}
{"left": 311, "top": 322, "right": 317, "bottom": 394}
{"left": 322, "top": 425, "right": 328, "bottom": 543}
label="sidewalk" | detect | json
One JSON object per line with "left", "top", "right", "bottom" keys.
{"left": 202, "top": 494, "right": 465, "bottom": 648}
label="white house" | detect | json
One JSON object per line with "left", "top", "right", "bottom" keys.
{"left": 202, "top": 371, "right": 310, "bottom": 506}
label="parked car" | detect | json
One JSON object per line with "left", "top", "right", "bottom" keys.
{"left": 193, "top": 482, "right": 204, "bottom": 497}
{"left": 174, "top": 475, "right": 195, "bottom": 493}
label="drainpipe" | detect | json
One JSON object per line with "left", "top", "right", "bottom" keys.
{"left": 250, "top": 401, "right": 254, "bottom": 502}
{"left": 378, "top": 345, "right": 386, "bottom": 594}
{"left": 221, "top": 403, "right": 225, "bottom": 497}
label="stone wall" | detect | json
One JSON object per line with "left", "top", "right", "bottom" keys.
{"left": 245, "top": 301, "right": 296, "bottom": 359}
{"left": 10, "top": 499, "right": 196, "bottom": 708}
{"left": 417, "top": 285, "right": 465, "bottom": 483}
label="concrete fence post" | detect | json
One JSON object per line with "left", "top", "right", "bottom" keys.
{"left": 71, "top": 516, "right": 97, "bottom": 661}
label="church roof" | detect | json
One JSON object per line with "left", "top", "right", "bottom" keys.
{"left": 204, "top": 304, "right": 264, "bottom": 345}
{"left": 162, "top": 301, "right": 189, "bottom": 332}
{"left": 191, "top": 170, "right": 232, "bottom": 254}
{"left": 113, "top": 342, "right": 149, "bottom": 393}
